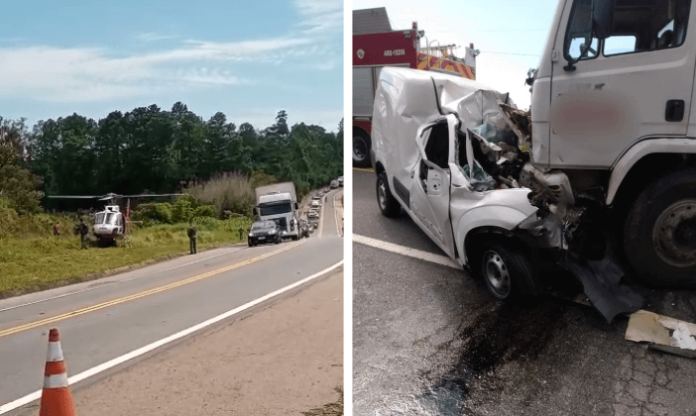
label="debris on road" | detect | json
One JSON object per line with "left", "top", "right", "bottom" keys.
{"left": 625, "top": 310, "right": 696, "bottom": 358}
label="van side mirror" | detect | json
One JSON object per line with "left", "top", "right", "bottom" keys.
{"left": 593, "top": 0, "right": 613, "bottom": 40}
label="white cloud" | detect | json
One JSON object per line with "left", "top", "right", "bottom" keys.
{"left": 0, "top": 0, "right": 342, "bottom": 103}
{"left": 293, "top": 0, "right": 343, "bottom": 35}
{"left": 0, "top": 36, "right": 317, "bottom": 102}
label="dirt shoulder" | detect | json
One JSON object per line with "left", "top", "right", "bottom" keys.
{"left": 68, "top": 271, "right": 343, "bottom": 416}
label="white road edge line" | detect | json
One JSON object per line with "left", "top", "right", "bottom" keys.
{"left": 333, "top": 190, "right": 343, "bottom": 237}
{"left": 353, "top": 234, "right": 460, "bottom": 269}
{"left": 0, "top": 259, "right": 344, "bottom": 415}
{"left": 0, "top": 248, "right": 242, "bottom": 314}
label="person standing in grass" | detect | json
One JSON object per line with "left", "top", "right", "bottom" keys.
{"left": 188, "top": 222, "right": 197, "bottom": 254}
{"left": 78, "top": 219, "right": 89, "bottom": 249}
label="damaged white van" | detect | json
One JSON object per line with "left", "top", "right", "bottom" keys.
{"left": 371, "top": 67, "right": 642, "bottom": 322}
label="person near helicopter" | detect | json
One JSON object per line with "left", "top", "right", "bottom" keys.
{"left": 188, "top": 221, "right": 198, "bottom": 254}
{"left": 76, "top": 218, "right": 89, "bottom": 249}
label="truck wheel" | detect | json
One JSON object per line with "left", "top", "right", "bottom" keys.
{"left": 353, "top": 129, "right": 371, "bottom": 167}
{"left": 376, "top": 172, "right": 400, "bottom": 217}
{"left": 479, "top": 241, "right": 532, "bottom": 300}
{"left": 623, "top": 169, "right": 696, "bottom": 287}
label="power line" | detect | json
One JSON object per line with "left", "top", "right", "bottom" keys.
{"left": 479, "top": 51, "right": 541, "bottom": 57}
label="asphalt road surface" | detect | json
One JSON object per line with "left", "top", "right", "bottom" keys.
{"left": 353, "top": 168, "right": 696, "bottom": 416}
{"left": 0, "top": 188, "right": 343, "bottom": 413}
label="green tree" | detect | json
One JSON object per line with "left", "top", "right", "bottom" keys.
{"left": 0, "top": 124, "right": 43, "bottom": 214}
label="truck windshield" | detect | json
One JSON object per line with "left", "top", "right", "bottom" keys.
{"left": 258, "top": 202, "right": 293, "bottom": 216}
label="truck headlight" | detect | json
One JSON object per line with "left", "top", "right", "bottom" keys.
{"left": 269, "top": 229, "right": 276, "bottom": 235}
{"left": 248, "top": 233, "right": 254, "bottom": 238}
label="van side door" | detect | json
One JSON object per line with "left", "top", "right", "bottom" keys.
{"left": 409, "top": 114, "right": 459, "bottom": 257}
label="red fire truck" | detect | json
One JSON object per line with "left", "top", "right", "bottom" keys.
{"left": 353, "top": 8, "right": 479, "bottom": 167}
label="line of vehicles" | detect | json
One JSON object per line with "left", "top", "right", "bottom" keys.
{"left": 368, "top": 0, "right": 696, "bottom": 322}
{"left": 249, "top": 178, "right": 342, "bottom": 247}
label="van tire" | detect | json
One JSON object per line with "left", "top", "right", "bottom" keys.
{"left": 479, "top": 241, "right": 532, "bottom": 300}
{"left": 376, "top": 172, "right": 400, "bottom": 217}
{"left": 623, "top": 169, "right": 696, "bottom": 287}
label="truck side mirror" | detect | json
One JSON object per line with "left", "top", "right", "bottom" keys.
{"left": 294, "top": 202, "right": 299, "bottom": 210}
{"left": 253, "top": 207, "right": 258, "bottom": 216}
{"left": 593, "top": 0, "right": 613, "bottom": 40}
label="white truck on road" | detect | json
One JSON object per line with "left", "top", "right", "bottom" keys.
{"left": 372, "top": 0, "right": 696, "bottom": 322}
{"left": 254, "top": 182, "right": 300, "bottom": 241}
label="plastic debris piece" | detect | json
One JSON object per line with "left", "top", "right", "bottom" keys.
{"left": 625, "top": 310, "right": 696, "bottom": 358}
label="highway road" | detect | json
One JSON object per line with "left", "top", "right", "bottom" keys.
{"left": 0, "top": 187, "right": 343, "bottom": 414}
{"left": 352, "top": 168, "right": 696, "bottom": 416}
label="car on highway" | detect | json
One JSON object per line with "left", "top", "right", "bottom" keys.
{"left": 308, "top": 210, "right": 319, "bottom": 220}
{"left": 247, "top": 220, "right": 282, "bottom": 247}
{"left": 298, "top": 219, "right": 311, "bottom": 238}
{"left": 330, "top": 180, "right": 339, "bottom": 189}
{"left": 338, "top": 176, "right": 344, "bottom": 187}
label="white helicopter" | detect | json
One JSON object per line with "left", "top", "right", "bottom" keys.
{"left": 48, "top": 192, "right": 183, "bottom": 246}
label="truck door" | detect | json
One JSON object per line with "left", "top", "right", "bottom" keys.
{"left": 409, "top": 115, "right": 458, "bottom": 257}
{"left": 549, "top": 0, "right": 695, "bottom": 168}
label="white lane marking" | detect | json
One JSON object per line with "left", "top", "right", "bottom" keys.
{"left": 0, "top": 248, "right": 241, "bottom": 314}
{"left": 333, "top": 190, "right": 343, "bottom": 237}
{"left": 0, "top": 260, "right": 344, "bottom": 414}
{"left": 353, "top": 234, "right": 460, "bottom": 269}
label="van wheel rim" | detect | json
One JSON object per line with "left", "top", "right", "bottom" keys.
{"left": 354, "top": 136, "right": 367, "bottom": 161}
{"left": 653, "top": 199, "right": 696, "bottom": 267}
{"left": 378, "top": 181, "right": 387, "bottom": 210}
{"left": 483, "top": 250, "right": 511, "bottom": 298}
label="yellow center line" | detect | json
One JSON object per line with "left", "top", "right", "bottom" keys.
{"left": 353, "top": 167, "right": 374, "bottom": 173}
{"left": 0, "top": 240, "right": 305, "bottom": 339}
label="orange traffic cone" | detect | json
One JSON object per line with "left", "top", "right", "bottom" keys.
{"left": 39, "top": 328, "right": 76, "bottom": 416}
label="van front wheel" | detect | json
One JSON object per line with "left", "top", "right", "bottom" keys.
{"left": 479, "top": 241, "right": 532, "bottom": 300}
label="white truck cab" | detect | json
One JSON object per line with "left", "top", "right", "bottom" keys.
{"left": 530, "top": 0, "right": 696, "bottom": 287}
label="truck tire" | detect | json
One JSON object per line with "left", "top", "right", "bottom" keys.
{"left": 376, "top": 172, "right": 400, "bottom": 217}
{"left": 353, "top": 129, "right": 372, "bottom": 168}
{"left": 479, "top": 241, "right": 533, "bottom": 300}
{"left": 623, "top": 169, "right": 696, "bottom": 287}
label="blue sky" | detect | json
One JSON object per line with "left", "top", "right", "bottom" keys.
{"left": 0, "top": 0, "right": 343, "bottom": 132}
{"left": 353, "top": 0, "right": 561, "bottom": 109}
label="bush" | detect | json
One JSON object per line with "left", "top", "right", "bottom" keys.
{"left": 132, "top": 202, "right": 173, "bottom": 224}
{"left": 184, "top": 171, "right": 268, "bottom": 219}
{"left": 193, "top": 205, "right": 215, "bottom": 218}
{"left": 171, "top": 195, "right": 195, "bottom": 223}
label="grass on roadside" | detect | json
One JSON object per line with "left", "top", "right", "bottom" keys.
{"left": 0, "top": 220, "right": 246, "bottom": 298}
{"left": 301, "top": 387, "right": 343, "bottom": 416}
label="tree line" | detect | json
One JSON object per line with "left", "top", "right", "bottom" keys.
{"left": 1, "top": 103, "right": 343, "bottom": 213}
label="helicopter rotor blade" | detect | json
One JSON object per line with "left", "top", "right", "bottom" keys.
{"left": 47, "top": 195, "right": 101, "bottom": 199}
{"left": 120, "top": 194, "right": 186, "bottom": 198}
